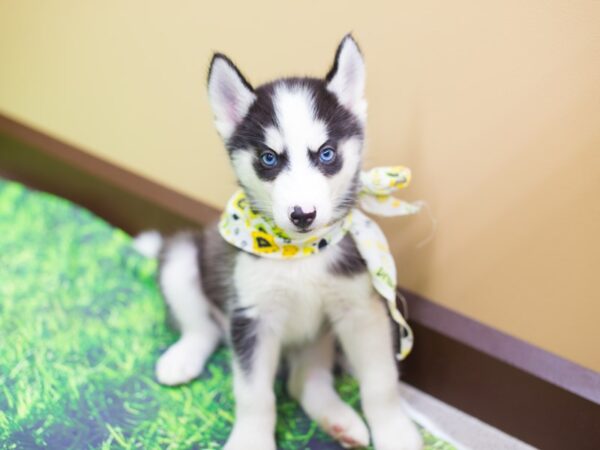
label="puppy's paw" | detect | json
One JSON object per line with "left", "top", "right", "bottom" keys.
{"left": 155, "top": 337, "right": 206, "bottom": 386}
{"left": 320, "top": 403, "right": 370, "bottom": 448}
{"left": 223, "top": 426, "right": 276, "bottom": 450}
{"left": 371, "top": 407, "right": 422, "bottom": 450}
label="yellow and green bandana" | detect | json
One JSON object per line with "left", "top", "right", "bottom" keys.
{"left": 218, "top": 166, "right": 423, "bottom": 360}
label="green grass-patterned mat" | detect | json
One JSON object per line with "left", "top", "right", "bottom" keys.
{"left": 0, "top": 178, "right": 455, "bottom": 450}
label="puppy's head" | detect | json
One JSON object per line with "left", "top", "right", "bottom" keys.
{"left": 207, "top": 35, "right": 366, "bottom": 236}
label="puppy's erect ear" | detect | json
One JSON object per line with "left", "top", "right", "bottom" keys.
{"left": 207, "top": 53, "right": 256, "bottom": 141}
{"left": 326, "top": 35, "right": 366, "bottom": 122}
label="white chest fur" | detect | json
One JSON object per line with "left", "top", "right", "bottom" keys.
{"left": 233, "top": 245, "right": 373, "bottom": 347}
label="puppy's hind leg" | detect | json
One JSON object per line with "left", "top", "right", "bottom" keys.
{"left": 155, "top": 233, "right": 222, "bottom": 386}
{"left": 287, "top": 332, "right": 370, "bottom": 449}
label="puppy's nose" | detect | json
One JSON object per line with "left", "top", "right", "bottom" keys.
{"left": 289, "top": 206, "right": 316, "bottom": 229}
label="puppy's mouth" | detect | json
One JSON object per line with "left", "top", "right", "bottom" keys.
{"left": 282, "top": 226, "right": 317, "bottom": 239}
{"left": 285, "top": 226, "right": 313, "bottom": 236}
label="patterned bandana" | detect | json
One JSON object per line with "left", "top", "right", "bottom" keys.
{"left": 218, "top": 166, "right": 423, "bottom": 360}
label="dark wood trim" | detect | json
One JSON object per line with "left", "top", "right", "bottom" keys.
{"left": 0, "top": 112, "right": 220, "bottom": 234}
{"left": 401, "top": 290, "right": 600, "bottom": 450}
{"left": 1, "top": 112, "right": 599, "bottom": 450}
{"left": 404, "top": 290, "right": 600, "bottom": 404}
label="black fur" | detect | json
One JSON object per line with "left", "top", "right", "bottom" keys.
{"left": 385, "top": 291, "right": 409, "bottom": 376}
{"left": 196, "top": 226, "right": 261, "bottom": 376}
{"left": 157, "top": 228, "right": 239, "bottom": 327}
{"left": 308, "top": 77, "right": 363, "bottom": 145}
{"left": 333, "top": 169, "right": 361, "bottom": 220}
{"left": 197, "top": 226, "right": 239, "bottom": 312}
{"left": 327, "top": 234, "right": 367, "bottom": 277}
{"left": 227, "top": 77, "right": 362, "bottom": 171}
{"left": 158, "top": 226, "right": 262, "bottom": 375}
{"left": 230, "top": 309, "right": 258, "bottom": 375}
{"left": 227, "top": 82, "right": 277, "bottom": 154}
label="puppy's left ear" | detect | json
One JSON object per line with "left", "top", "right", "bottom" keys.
{"left": 326, "top": 35, "right": 366, "bottom": 122}
{"left": 207, "top": 53, "right": 256, "bottom": 141}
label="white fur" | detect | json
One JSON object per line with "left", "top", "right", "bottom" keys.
{"left": 208, "top": 57, "right": 256, "bottom": 140}
{"left": 132, "top": 230, "right": 163, "bottom": 258}
{"left": 226, "top": 243, "right": 422, "bottom": 450}
{"left": 332, "top": 287, "right": 423, "bottom": 450}
{"left": 269, "top": 85, "right": 332, "bottom": 231}
{"left": 287, "top": 332, "right": 370, "bottom": 448}
{"left": 155, "top": 238, "right": 222, "bottom": 385}
{"left": 231, "top": 84, "right": 363, "bottom": 235}
{"left": 233, "top": 245, "right": 365, "bottom": 345}
{"left": 263, "top": 125, "right": 285, "bottom": 154}
{"left": 272, "top": 85, "right": 329, "bottom": 152}
{"left": 231, "top": 150, "right": 274, "bottom": 215}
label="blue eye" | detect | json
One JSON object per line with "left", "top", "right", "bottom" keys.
{"left": 319, "top": 147, "right": 336, "bottom": 164}
{"left": 260, "top": 151, "right": 278, "bottom": 168}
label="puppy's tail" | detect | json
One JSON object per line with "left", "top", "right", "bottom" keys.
{"left": 132, "top": 230, "right": 163, "bottom": 258}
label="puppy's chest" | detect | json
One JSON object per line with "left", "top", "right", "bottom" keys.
{"left": 233, "top": 246, "right": 370, "bottom": 345}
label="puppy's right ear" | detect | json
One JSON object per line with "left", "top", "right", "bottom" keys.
{"left": 207, "top": 54, "right": 256, "bottom": 141}
{"left": 326, "top": 35, "right": 366, "bottom": 123}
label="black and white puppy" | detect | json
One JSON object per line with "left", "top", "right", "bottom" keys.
{"left": 140, "top": 35, "right": 422, "bottom": 450}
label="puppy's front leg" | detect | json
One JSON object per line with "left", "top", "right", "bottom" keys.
{"left": 333, "top": 294, "right": 423, "bottom": 450}
{"left": 224, "top": 310, "right": 281, "bottom": 450}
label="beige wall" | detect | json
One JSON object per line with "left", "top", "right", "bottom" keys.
{"left": 1, "top": 1, "right": 599, "bottom": 371}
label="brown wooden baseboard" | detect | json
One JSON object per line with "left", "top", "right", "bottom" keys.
{"left": 0, "top": 113, "right": 219, "bottom": 234}
{"left": 1, "top": 111, "right": 599, "bottom": 450}
{"left": 401, "top": 290, "right": 600, "bottom": 450}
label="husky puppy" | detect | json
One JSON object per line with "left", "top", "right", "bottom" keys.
{"left": 145, "top": 35, "right": 422, "bottom": 450}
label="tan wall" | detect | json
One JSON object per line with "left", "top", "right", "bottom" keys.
{"left": 1, "top": 1, "right": 599, "bottom": 371}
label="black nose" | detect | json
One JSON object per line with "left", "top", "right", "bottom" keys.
{"left": 289, "top": 206, "right": 316, "bottom": 229}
